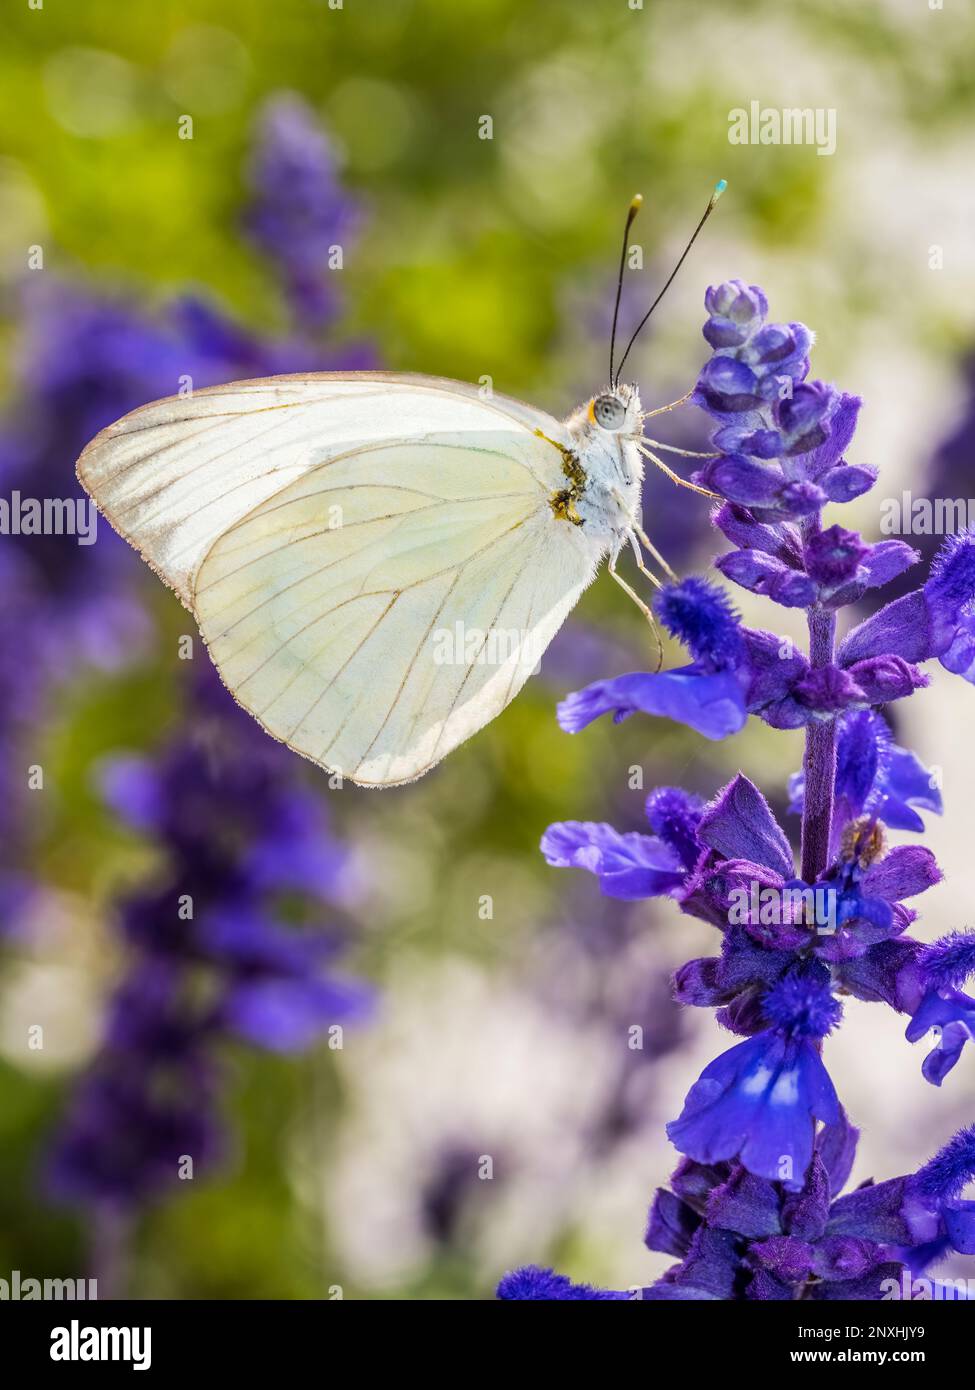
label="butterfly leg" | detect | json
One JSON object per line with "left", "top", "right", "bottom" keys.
{"left": 642, "top": 438, "right": 719, "bottom": 459}
{"left": 632, "top": 524, "right": 677, "bottom": 583}
{"left": 608, "top": 540, "right": 664, "bottom": 672}
{"left": 638, "top": 443, "right": 720, "bottom": 500}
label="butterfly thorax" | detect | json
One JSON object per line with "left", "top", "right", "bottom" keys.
{"left": 544, "top": 384, "right": 644, "bottom": 549}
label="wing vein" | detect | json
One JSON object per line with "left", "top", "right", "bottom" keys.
{"left": 349, "top": 570, "right": 464, "bottom": 775}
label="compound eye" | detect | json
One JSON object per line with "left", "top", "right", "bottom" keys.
{"left": 592, "top": 394, "right": 626, "bottom": 430}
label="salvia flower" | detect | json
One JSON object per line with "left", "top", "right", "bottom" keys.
{"left": 502, "top": 283, "right": 975, "bottom": 1300}
{"left": 46, "top": 667, "right": 372, "bottom": 1209}
{"left": 33, "top": 96, "right": 375, "bottom": 1223}
{"left": 243, "top": 93, "right": 361, "bottom": 326}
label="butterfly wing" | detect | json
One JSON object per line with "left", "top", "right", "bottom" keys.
{"left": 78, "top": 373, "right": 599, "bottom": 785}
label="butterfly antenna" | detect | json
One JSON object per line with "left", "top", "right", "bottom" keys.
{"left": 613, "top": 179, "right": 726, "bottom": 388}
{"left": 608, "top": 194, "right": 643, "bottom": 386}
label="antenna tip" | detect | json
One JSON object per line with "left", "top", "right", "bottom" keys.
{"left": 712, "top": 178, "right": 728, "bottom": 201}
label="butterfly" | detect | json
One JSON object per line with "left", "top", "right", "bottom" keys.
{"left": 77, "top": 182, "right": 725, "bottom": 787}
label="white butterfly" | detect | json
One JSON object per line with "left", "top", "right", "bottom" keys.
{"left": 76, "top": 186, "right": 724, "bottom": 787}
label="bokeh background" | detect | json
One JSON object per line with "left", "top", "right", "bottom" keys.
{"left": 1, "top": 0, "right": 974, "bottom": 1299}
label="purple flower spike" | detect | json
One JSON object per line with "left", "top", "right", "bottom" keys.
{"left": 520, "top": 281, "right": 975, "bottom": 1302}
{"left": 36, "top": 97, "right": 380, "bottom": 1224}
{"left": 244, "top": 93, "right": 360, "bottom": 325}
{"left": 47, "top": 666, "right": 371, "bottom": 1210}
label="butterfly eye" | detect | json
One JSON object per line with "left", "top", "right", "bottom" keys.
{"left": 592, "top": 394, "right": 626, "bottom": 431}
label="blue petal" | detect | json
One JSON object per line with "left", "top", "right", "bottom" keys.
{"left": 879, "top": 746, "right": 942, "bottom": 828}
{"left": 667, "top": 1031, "right": 840, "bottom": 1190}
{"left": 906, "top": 989, "right": 975, "bottom": 1085}
{"left": 558, "top": 668, "right": 747, "bottom": 741}
{"left": 540, "top": 820, "right": 685, "bottom": 899}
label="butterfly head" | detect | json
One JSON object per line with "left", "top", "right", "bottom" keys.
{"left": 587, "top": 383, "right": 643, "bottom": 438}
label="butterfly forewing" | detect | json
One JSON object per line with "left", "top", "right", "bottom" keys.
{"left": 77, "top": 373, "right": 567, "bottom": 604}
{"left": 77, "top": 374, "right": 598, "bottom": 785}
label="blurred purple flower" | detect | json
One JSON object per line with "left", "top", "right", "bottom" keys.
{"left": 47, "top": 665, "right": 372, "bottom": 1209}
{"left": 15, "top": 94, "right": 378, "bottom": 1222}
{"left": 243, "top": 93, "right": 361, "bottom": 326}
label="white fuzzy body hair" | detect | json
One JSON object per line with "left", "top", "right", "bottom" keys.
{"left": 563, "top": 383, "right": 645, "bottom": 556}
